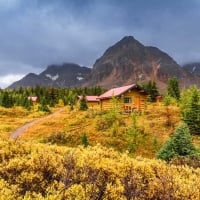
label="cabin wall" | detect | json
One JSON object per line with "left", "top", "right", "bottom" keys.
{"left": 77, "top": 99, "right": 99, "bottom": 108}
{"left": 100, "top": 89, "right": 147, "bottom": 112}
{"left": 87, "top": 101, "right": 99, "bottom": 108}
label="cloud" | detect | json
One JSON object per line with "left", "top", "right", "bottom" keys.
{"left": 0, "top": 0, "right": 21, "bottom": 10}
{"left": 1, "top": 0, "right": 200, "bottom": 87}
{"left": 0, "top": 74, "right": 24, "bottom": 88}
{"left": 0, "top": 61, "right": 42, "bottom": 76}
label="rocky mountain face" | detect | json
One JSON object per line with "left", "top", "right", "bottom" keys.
{"left": 8, "top": 63, "right": 91, "bottom": 88}
{"left": 84, "top": 36, "right": 199, "bottom": 91}
{"left": 8, "top": 36, "right": 200, "bottom": 91}
{"left": 183, "top": 62, "right": 200, "bottom": 77}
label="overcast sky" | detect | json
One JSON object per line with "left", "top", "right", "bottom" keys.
{"left": 1, "top": 0, "right": 200, "bottom": 88}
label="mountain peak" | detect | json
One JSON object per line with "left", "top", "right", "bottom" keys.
{"left": 101, "top": 35, "right": 144, "bottom": 59}
{"left": 115, "top": 35, "right": 144, "bottom": 47}
{"left": 119, "top": 35, "right": 135, "bottom": 42}
{"left": 85, "top": 36, "right": 199, "bottom": 91}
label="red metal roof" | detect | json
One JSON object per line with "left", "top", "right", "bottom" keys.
{"left": 78, "top": 96, "right": 99, "bottom": 102}
{"left": 28, "top": 96, "right": 38, "bottom": 102}
{"left": 86, "top": 96, "right": 99, "bottom": 102}
{"left": 98, "top": 83, "right": 137, "bottom": 99}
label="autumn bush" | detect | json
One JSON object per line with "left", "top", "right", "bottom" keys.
{"left": 95, "top": 111, "right": 125, "bottom": 131}
{"left": 0, "top": 139, "right": 200, "bottom": 199}
{"left": 42, "top": 131, "right": 73, "bottom": 145}
{"left": 169, "top": 155, "right": 200, "bottom": 168}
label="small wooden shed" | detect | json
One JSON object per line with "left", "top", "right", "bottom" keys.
{"left": 27, "top": 96, "right": 38, "bottom": 103}
{"left": 98, "top": 83, "right": 148, "bottom": 113}
{"left": 78, "top": 95, "right": 100, "bottom": 108}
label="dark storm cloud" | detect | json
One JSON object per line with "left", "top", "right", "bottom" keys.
{"left": 0, "top": 0, "right": 200, "bottom": 87}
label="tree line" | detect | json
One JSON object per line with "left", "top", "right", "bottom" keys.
{"left": 0, "top": 85, "right": 104, "bottom": 111}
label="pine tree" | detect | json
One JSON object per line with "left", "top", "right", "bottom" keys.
{"left": 81, "top": 132, "right": 89, "bottom": 147}
{"left": 68, "top": 90, "right": 77, "bottom": 110}
{"left": 143, "top": 80, "right": 159, "bottom": 102}
{"left": 23, "top": 97, "right": 33, "bottom": 110}
{"left": 157, "top": 123, "right": 197, "bottom": 161}
{"left": 38, "top": 97, "right": 51, "bottom": 113}
{"left": 79, "top": 94, "right": 88, "bottom": 111}
{"left": 166, "top": 77, "right": 180, "bottom": 100}
{"left": 48, "top": 88, "right": 58, "bottom": 107}
{"left": 181, "top": 86, "right": 200, "bottom": 134}
{"left": 1, "top": 91, "right": 14, "bottom": 108}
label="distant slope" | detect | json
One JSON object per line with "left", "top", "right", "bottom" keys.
{"left": 8, "top": 63, "right": 91, "bottom": 88}
{"left": 183, "top": 62, "right": 200, "bottom": 77}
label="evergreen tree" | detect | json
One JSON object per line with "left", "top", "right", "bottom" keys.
{"left": 79, "top": 94, "right": 88, "bottom": 111}
{"left": 181, "top": 86, "right": 200, "bottom": 134}
{"left": 81, "top": 132, "right": 89, "bottom": 147}
{"left": 38, "top": 97, "right": 51, "bottom": 113}
{"left": 1, "top": 91, "right": 14, "bottom": 108}
{"left": 68, "top": 91, "right": 77, "bottom": 110}
{"left": 23, "top": 98, "right": 33, "bottom": 110}
{"left": 157, "top": 123, "right": 197, "bottom": 161}
{"left": 48, "top": 88, "right": 58, "bottom": 107}
{"left": 166, "top": 77, "right": 180, "bottom": 100}
{"left": 143, "top": 80, "right": 159, "bottom": 102}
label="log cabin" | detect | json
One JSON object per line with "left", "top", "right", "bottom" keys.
{"left": 98, "top": 83, "right": 148, "bottom": 113}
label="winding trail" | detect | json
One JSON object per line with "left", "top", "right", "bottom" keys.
{"left": 10, "top": 108, "right": 64, "bottom": 139}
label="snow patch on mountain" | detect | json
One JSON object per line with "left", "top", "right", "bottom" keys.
{"left": 76, "top": 76, "right": 84, "bottom": 81}
{"left": 192, "top": 66, "right": 196, "bottom": 73}
{"left": 45, "top": 74, "right": 59, "bottom": 81}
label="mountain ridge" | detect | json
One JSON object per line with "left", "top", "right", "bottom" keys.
{"left": 8, "top": 36, "right": 200, "bottom": 91}
{"left": 83, "top": 36, "right": 199, "bottom": 91}
{"left": 8, "top": 63, "right": 91, "bottom": 88}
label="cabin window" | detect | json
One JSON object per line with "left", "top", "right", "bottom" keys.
{"left": 124, "top": 97, "right": 132, "bottom": 103}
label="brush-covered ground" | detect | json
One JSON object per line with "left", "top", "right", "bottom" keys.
{"left": 1, "top": 103, "right": 182, "bottom": 158}
{"left": 1, "top": 103, "right": 200, "bottom": 199}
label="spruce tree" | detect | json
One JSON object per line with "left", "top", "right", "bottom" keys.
{"left": 68, "top": 90, "right": 77, "bottom": 110}
{"left": 181, "top": 86, "right": 200, "bottom": 134}
{"left": 79, "top": 94, "right": 88, "bottom": 111}
{"left": 143, "top": 80, "right": 159, "bottom": 102}
{"left": 38, "top": 97, "right": 51, "bottom": 113}
{"left": 1, "top": 91, "right": 14, "bottom": 108}
{"left": 81, "top": 132, "right": 89, "bottom": 147}
{"left": 166, "top": 77, "right": 180, "bottom": 100}
{"left": 23, "top": 97, "right": 33, "bottom": 110}
{"left": 157, "top": 123, "right": 197, "bottom": 161}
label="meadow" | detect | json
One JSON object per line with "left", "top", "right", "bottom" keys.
{"left": 0, "top": 103, "right": 180, "bottom": 158}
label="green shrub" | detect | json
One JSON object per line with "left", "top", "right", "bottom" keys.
{"left": 157, "top": 122, "right": 197, "bottom": 161}
{"left": 81, "top": 132, "right": 89, "bottom": 147}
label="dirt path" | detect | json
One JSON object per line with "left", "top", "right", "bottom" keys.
{"left": 10, "top": 108, "right": 64, "bottom": 139}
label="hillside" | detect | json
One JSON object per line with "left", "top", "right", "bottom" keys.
{"left": 0, "top": 104, "right": 180, "bottom": 158}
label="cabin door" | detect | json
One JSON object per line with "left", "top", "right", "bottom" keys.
{"left": 136, "top": 97, "right": 140, "bottom": 111}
